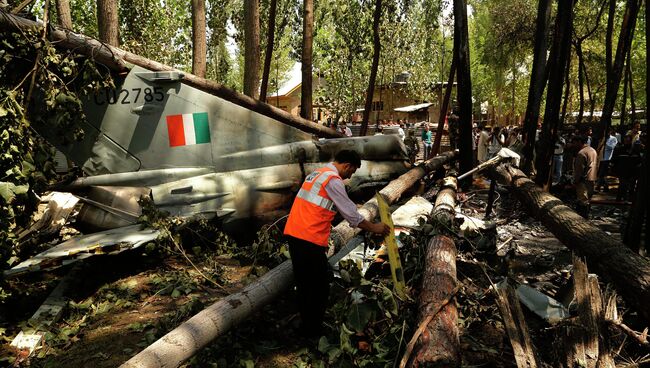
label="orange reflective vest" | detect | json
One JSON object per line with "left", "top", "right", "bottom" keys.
{"left": 284, "top": 167, "right": 341, "bottom": 246}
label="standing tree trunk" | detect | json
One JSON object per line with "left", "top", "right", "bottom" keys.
{"left": 534, "top": 0, "right": 574, "bottom": 188}
{"left": 191, "top": 0, "right": 207, "bottom": 78}
{"left": 576, "top": 42, "right": 586, "bottom": 125}
{"left": 626, "top": 49, "right": 635, "bottom": 120}
{"left": 599, "top": 0, "right": 641, "bottom": 143}
{"left": 620, "top": 49, "right": 629, "bottom": 126}
{"left": 360, "top": 0, "right": 382, "bottom": 136}
{"left": 453, "top": 0, "right": 473, "bottom": 187}
{"left": 522, "top": 0, "right": 552, "bottom": 173}
{"left": 259, "top": 0, "right": 277, "bottom": 102}
{"left": 97, "top": 0, "right": 119, "bottom": 46}
{"left": 300, "top": 0, "right": 314, "bottom": 120}
{"left": 432, "top": 54, "right": 456, "bottom": 157}
{"left": 55, "top": 0, "right": 72, "bottom": 29}
{"left": 560, "top": 54, "right": 571, "bottom": 125}
{"left": 605, "top": 0, "right": 615, "bottom": 85}
{"left": 243, "top": 0, "right": 261, "bottom": 99}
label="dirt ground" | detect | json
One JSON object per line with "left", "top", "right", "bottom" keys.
{"left": 1, "top": 175, "right": 648, "bottom": 367}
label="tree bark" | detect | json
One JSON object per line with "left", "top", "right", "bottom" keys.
{"left": 97, "top": 0, "right": 119, "bottom": 46}
{"left": 408, "top": 177, "right": 460, "bottom": 367}
{"left": 490, "top": 163, "right": 650, "bottom": 323}
{"left": 191, "top": 0, "right": 207, "bottom": 78}
{"left": 605, "top": 0, "right": 615, "bottom": 84}
{"left": 575, "top": 42, "right": 586, "bottom": 125}
{"left": 121, "top": 151, "right": 459, "bottom": 368}
{"left": 432, "top": 55, "right": 456, "bottom": 157}
{"left": 55, "top": 0, "right": 72, "bottom": 29}
{"left": 0, "top": 11, "right": 342, "bottom": 138}
{"left": 300, "top": 0, "right": 314, "bottom": 120}
{"left": 521, "top": 0, "right": 552, "bottom": 173}
{"left": 360, "top": 0, "right": 382, "bottom": 136}
{"left": 453, "top": 0, "right": 473, "bottom": 189}
{"left": 259, "top": 0, "right": 277, "bottom": 102}
{"left": 599, "top": 0, "right": 641, "bottom": 143}
{"left": 243, "top": 0, "right": 260, "bottom": 99}
{"left": 534, "top": 0, "right": 574, "bottom": 187}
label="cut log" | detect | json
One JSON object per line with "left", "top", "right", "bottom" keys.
{"left": 496, "top": 283, "right": 539, "bottom": 368}
{"left": 0, "top": 11, "right": 341, "bottom": 139}
{"left": 408, "top": 235, "right": 459, "bottom": 367}
{"left": 490, "top": 163, "right": 650, "bottom": 323}
{"left": 404, "top": 176, "right": 460, "bottom": 367}
{"left": 121, "top": 151, "right": 459, "bottom": 368}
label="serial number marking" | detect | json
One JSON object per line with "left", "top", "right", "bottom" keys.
{"left": 94, "top": 87, "right": 165, "bottom": 105}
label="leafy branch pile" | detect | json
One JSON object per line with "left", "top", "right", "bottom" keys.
{"left": 0, "top": 29, "right": 112, "bottom": 298}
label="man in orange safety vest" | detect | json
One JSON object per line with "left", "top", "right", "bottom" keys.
{"left": 284, "top": 149, "right": 390, "bottom": 337}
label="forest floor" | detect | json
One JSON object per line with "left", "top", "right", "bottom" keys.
{"left": 1, "top": 174, "right": 648, "bottom": 367}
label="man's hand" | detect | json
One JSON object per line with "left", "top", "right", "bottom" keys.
{"left": 358, "top": 219, "right": 391, "bottom": 236}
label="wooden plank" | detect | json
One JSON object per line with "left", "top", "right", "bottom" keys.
{"left": 495, "top": 283, "right": 539, "bottom": 368}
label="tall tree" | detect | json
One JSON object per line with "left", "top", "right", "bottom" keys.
{"left": 97, "top": 0, "right": 119, "bottom": 46}
{"left": 300, "top": 0, "right": 314, "bottom": 120}
{"left": 360, "top": 0, "right": 382, "bottom": 136}
{"left": 521, "top": 0, "right": 552, "bottom": 173}
{"left": 535, "top": 0, "right": 575, "bottom": 187}
{"left": 454, "top": 0, "right": 473, "bottom": 186}
{"left": 243, "top": 0, "right": 261, "bottom": 99}
{"left": 432, "top": 55, "right": 456, "bottom": 157}
{"left": 56, "top": 0, "right": 72, "bottom": 29}
{"left": 191, "top": 0, "right": 207, "bottom": 78}
{"left": 572, "top": 0, "right": 607, "bottom": 126}
{"left": 599, "top": 0, "right": 641, "bottom": 142}
{"left": 259, "top": 0, "right": 277, "bottom": 102}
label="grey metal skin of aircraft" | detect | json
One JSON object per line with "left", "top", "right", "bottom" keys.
{"left": 32, "top": 65, "right": 408, "bottom": 241}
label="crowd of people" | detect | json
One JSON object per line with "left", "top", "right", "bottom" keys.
{"left": 471, "top": 121, "right": 646, "bottom": 217}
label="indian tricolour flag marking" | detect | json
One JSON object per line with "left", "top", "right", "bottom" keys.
{"left": 166, "top": 112, "right": 211, "bottom": 147}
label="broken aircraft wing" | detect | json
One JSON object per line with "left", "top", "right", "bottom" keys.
{"left": 4, "top": 225, "right": 159, "bottom": 278}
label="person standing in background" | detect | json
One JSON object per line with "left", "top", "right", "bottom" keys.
{"left": 572, "top": 135, "right": 598, "bottom": 218}
{"left": 421, "top": 123, "right": 433, "bottom": 160}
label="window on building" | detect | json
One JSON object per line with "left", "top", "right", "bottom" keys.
{"left": 372, "top": 101, "right": 384, "bottom": 111}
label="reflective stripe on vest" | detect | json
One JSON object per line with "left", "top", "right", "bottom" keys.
{"left": 283, "top": 167, "right": 340, "bottom": 246}
{"left": 296, "top": 170, "right": 337, "bottom": 211}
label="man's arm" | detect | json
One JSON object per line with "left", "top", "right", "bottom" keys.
{"left": 325, "top": 178, "right": 390, "bottom": 235}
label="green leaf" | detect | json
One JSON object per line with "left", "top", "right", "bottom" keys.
{"left": 317, "top": 336, "right": 329, "bottom": 353}
{"left": 346, "top": 302, "right": 376, "bottom": 333}
{"left": 0, "top": 182, "right": 27, "bottom": 203}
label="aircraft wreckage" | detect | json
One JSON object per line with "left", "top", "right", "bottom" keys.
{"left": 1, "top": 11, "right": 409, "bottom": 277}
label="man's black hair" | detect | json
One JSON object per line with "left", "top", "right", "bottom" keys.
{"left": 572, "top": 135, "right": 588, "bottom": 144}
{"left": 335, "top": 150, "right": 361, "bottom": 168}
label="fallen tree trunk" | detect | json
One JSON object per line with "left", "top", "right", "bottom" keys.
{"left": 407, "top": 176, "right": 460, "bottom": 367}
{"left": 121, "top": 151, "right": 459, "bottom": 368}
{"left": 0, "top": 11, "right": 341, "bottom": 139}
{"left": 490, "top": 163, "right": 650, "bottom": 323}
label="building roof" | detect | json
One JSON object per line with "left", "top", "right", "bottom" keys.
{"left": 394, "top": 102, "right": 433, "bottom": 112}
{"left": 269, "top": 63, "right": 303, "bottom": 98}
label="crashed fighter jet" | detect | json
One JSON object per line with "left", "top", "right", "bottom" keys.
{"left": 7, "top": 62, "right": 408, "bottom": 276}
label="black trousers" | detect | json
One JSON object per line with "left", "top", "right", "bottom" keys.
{"left": 287, "top": 235, "right": 332, "bottom": 336}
